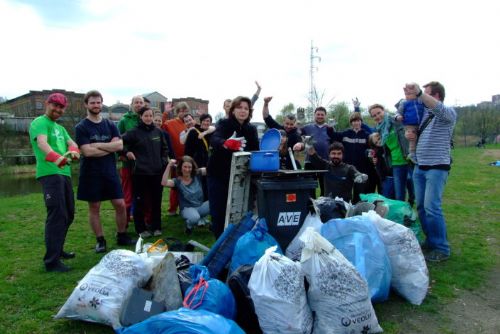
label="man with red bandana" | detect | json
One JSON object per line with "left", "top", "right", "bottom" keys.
{"left": 29, "top": 93, "right": 80, "bottom": 272}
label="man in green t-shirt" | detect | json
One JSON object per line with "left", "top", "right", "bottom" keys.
{"left": 29, "top": 93, "right": 80, "bottom": 273}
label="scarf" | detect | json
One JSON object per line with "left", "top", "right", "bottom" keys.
{"left": 375, "top": 114, "right": 392, "bottom": 146}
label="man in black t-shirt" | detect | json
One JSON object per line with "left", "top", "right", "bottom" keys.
{"left": 75, "top": 90, "right": 136, "bottom": 253}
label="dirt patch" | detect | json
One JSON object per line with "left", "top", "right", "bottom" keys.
{"left": 383, "top": 265, "right": 500, "bottom": 333}
{"left": 481, "top": 149, "right": 500, "bottom": 160}
{"left": 441, "top": 266, "right": 500, "bottom": 333}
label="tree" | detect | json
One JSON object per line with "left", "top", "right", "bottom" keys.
{"left": 328, "top": 102, "right": 350, "bottom": 130}
{"left": 275, "top": 103, "right": 295, "bottom": 125}
{"left": 454, "top": 104, "right": 500, "bottom": 146}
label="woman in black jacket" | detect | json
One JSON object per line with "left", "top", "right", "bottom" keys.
{"left": 184, "top": 114, "right": 214, "bottom": 199}
{"left": 122, "top": 107, "right": 168, "bottom": 238}
{"left": 207, "top": 96, "right": 259, "bottom": 239}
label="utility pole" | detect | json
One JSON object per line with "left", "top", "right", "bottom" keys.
{"left": 309, "top": 40, "right": 321, "bottom": 112}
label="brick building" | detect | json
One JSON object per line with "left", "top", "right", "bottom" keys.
{"left": 172, "top": 97, "right": 209, "bottom": 117}
{"left": 1, "top": 89, "right": 86, "bottom": 120}
{"left": 143, "top": 91, "right": 169, "bottom": 113}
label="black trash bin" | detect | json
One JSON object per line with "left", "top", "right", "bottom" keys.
{"left": 255, "top": 175, "right": 318, "bottom": 250}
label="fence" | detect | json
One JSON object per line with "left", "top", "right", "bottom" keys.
{"left": 1, "top": 117, "right": 34, "bottom": 133}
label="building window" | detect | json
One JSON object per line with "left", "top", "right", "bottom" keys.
{"left": 36, "top": 101, "right": 43, "bottom": 110}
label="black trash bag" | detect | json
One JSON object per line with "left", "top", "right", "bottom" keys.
{"left": 165, "top": 237, "right": 194, "bottom": 252}
{"left": 311, "top": 196, "right": 347, "bottom": 222}
{"left": 227, "top": 265, "right": 262, "bottom": 334}
{"left": 175, "top": 255, "right": 193, "bottom": 297}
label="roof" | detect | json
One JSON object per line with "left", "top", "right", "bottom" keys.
{"left": 142, "top": 91, "right": 168, "bottom": 102}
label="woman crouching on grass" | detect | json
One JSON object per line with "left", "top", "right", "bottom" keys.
{"left": 161, "top": 156, "right": 209, "bottom": 235}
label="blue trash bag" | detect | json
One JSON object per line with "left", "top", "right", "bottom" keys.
{"left": 115, "top": 308, "right": 245, "bottom": 334}
{"left": 321, "top": 215, "right": 392, "bottom": 302}
{"left": 229, "top": 218, "right": 282, "bottom": 274}
{"left": 183, "top": 265, "right": 236, "bottom": 319}
{"left": 201, "top": 212, "right": 256, "bottom": 278}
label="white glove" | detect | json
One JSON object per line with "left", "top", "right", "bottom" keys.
{"left": 354, "top": 173, "right": 368, "bottom": 183}
{"left": 303, "top": 136, "right": 315, "bottom": 152}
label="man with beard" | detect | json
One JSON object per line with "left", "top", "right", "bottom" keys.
{"left": 306, "top": 141, "right": 367, "bottom": 203}
{"left": 75, "top": 90, "right": 136, "bottom": 253}
{"left": 293, "top": 106, "right": 335, "bottom": 196}
{"left": 118, "top": 95, "right": 145, "bottom": 221}
{"left": 29, "top": 93, "right": 79, "bottom": 272}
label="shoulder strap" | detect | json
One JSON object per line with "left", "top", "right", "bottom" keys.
{"left": 193, "top": 128, "right": 209, "bottom": 151}
{"left": 417, "top": 113, "right": 435, "bottom": 136}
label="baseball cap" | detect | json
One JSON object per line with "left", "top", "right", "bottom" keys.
{"left": 46, "top": 93, "right": 68, "bottom": 108}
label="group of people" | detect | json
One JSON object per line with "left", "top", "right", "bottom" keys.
{"left": 30, "top": 80, "right": 455, "bottom": 272}
{"left": 30, "top": 82, "right": 262, "bottom": 272}
{"left": 262, "top": 81, "right": 456, "bottom": 263}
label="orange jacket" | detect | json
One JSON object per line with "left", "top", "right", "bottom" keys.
{"left": 162, "top": 118, "right": 186, "bottom": 159}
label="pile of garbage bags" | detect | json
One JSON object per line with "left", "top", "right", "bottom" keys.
{"left": 55, "top": 200, "right": 429, "bottom": 333}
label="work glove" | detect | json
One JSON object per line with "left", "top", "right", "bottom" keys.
{"left": 303, "top": 135, "right": 315, "bottom": 152}
{"left": 64, "top": 145, "right": 80, "bottom": 161}
{"left": 45, "top": 151, "right": 68, "bottom": 168}
{"left": 354, "top": 173, "right": 368, "bottom": 183}
{"left": 223, "top": 131, "right": 246, "bottom": 151}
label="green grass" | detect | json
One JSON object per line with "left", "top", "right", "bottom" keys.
{"left": 0, "top": 146, "right": 498, "bottom": 333}
{"left": 373, "top": 145, "right": 500, "bottom": 331}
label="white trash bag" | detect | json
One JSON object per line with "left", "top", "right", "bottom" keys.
{"left": 249, "top": 246, "right": 313, "bottom": 334}
{"left": 55, "top": 249, "right": 152, "bottom": 329}
{"left": 300, "top": 228, "right": 383, "bottom": 334}
{"left": 363, "top": 210, "right": 429, "bottom": 305}
{"left": 286, "top": 213, "right": 323, "bottom": 261}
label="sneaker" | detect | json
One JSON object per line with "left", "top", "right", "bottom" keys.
{"left": 95, "top": 238, "right": 107, "bottom": 253}
{"left": 46, "top": 262, "right": 71, "bottom": 273}
{"left": 425, "top": 250, "right": 450, "bottom": 263}
{"left": 153, "top": 230, "right": 162, "bottom": 237}
{"left": 139, "top": 231, "right": 152, "bottom": 239}
{"left": 167, "top": 211, "right": 177, "bottom": 216}
{"left": 197, "top": 218, "right": 207, "bottom": 226}
{"left": 60, "top": 251, "right": 76, "bottom": 259}
{"left": 117, "top": 233, "right": 137, "bottom": 246}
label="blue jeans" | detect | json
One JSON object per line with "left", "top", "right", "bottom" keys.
{"left": 181, "top": 201, "right": 210, "bottom": 228}
{"left": 393, "top": 165, "right": 410, "bottom": 201}
{"left": 413, "top": 167, "right": 450, "bottom": 255}
{"left": 381, "top": 176, "right": 394, "bottom": 199}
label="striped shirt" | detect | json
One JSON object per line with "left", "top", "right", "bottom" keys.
{"left": 416, "top": 101, "right": 456, "bottom": 166}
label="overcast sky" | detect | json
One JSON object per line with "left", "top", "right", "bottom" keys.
{"left": 1, "top": 0, "right": 498, "bottom": 121}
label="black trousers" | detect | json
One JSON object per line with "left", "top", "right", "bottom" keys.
{"left": 132, "top": 174, "right": 163, "bottom": 233}
{"left": 39, "top": 175, "right": 74, "bottom": 267}
{"left": 207, "top": 176, "right": 229, "bottom": 240}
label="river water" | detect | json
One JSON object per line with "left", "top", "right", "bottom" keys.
{"left": 0, "top": 172, "right": 79, "bottom": 198}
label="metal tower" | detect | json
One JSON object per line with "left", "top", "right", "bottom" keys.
{"left": 309, "top": 40, "right": 321, "bottom": 110}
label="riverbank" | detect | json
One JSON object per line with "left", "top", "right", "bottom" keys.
{"left": 0, "top": 164, "right": 82, "bottom": 176}
{"left": 0, "top": 164, "right": 37, "bottom": 176}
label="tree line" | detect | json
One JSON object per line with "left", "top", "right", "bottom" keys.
{"left": 273, "top": 101, "right": 499, "bottom": 147}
